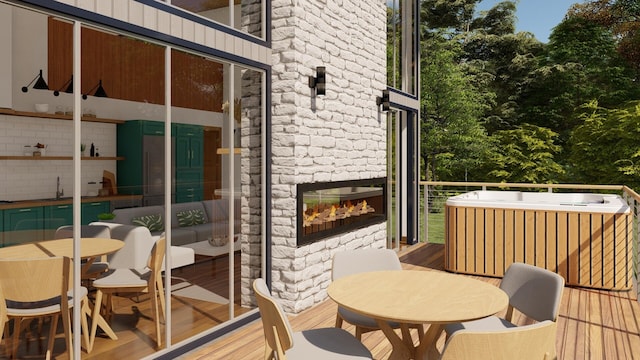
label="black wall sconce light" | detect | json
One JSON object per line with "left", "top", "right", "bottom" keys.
{"left": 53, "top": 75, "right": 74, "bottom": 96}
{"left": 376, "top": 89, "right": 390, "bottom": 111}
{"left": 82, "top": 80, "right": 108, "bottom": 99}
{"left": 308, "top": 66, "right": 326, "bottom": 96}
{"left": 21, "top": 69, "right": 49, "bottom": 92}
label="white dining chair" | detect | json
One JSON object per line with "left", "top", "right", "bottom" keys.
{"left": 331, "top": 248, "right": 424, "bottom": 339}
{"left": 444, "top": 262, "right": 564, "bottom": 357}
{"left": 440, "top": 320, "right": 558, "bottom": 360}
{"left": 253, "top": 278, "right": 372, "bottom": 360}
{"left": 54, "top": 224, "right": 112, "bottom": 279}
{"left": 89, "top": 237, "right": 166, "bottom": 352}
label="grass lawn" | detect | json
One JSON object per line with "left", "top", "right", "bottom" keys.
{"left": 423, "top": 212, "right": 445, "bottom": 244}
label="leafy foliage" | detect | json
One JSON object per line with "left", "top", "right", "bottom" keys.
{"left": 483, "top": 124, "right": 564, "bottom": 183}
{"left": 413, "top": 0, "right": 640, "bottom": 187}
{"left": 568, "top": 100, "right": 640, "bottom": 188}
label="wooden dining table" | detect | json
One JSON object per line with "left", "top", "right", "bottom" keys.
{"left": 0, "top": 237, "right": 124, "bottom": 275}
{"left": 327, "top": 270, "right": 509, "bottom": 360}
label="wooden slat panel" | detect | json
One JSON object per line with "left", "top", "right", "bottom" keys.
{"left": 504, "top": 209, "right": 515, "bottom": 269}
{"left": 494, "top": 208, "right": 505, "bottom": 276}
{"left": 463, "top": 208, "right": 473, "bottom": 273}
{"left": 602, "top": 214, "right": 615, "bottom": 289}
{"left": 474, "top": 208, "right": 485, "bottom": 274}
{"left": 579, "top": 213, "right": 592, "bottom": 287}
{"left": 514, "top": 209, "right": 525, "bottom": 264}
{"left": 546, "top": 211, "right": 557, "bottom": 272}
{"left": 568, "top": 212, "right": 580, "bottom": 286}
{"left": 485, "top": 209, "right": 496, "bottom": 276}
{"left": 48, "top": 19, "right": 223, "bottom": 112}
{"left": 534, "top": 210, "right": 546, "bottom": 269}
{"left": 557, "top": 212, "right": 569, "bottom": 282}
{"left": 591, "top": 214, "right": 604, "bottom": 288}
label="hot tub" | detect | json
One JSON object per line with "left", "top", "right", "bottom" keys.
{"left": 444, "top": 191, "right": 632, "bottom": 290}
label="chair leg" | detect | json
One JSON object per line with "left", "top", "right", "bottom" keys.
{"left": 89, "top": 289, "right": 104, "bottom": 352}
{"left": 80, "top": 298, "right": 91, "bottom": 353}
{"left": 156, "top": 277, "right": 166, "bottom": 322}
{"left": 150, "top": 284, "right": 162, "bottom": 348}
{"left": 355, "top": 326, "right": 363, "bottom": 340}
{"left": 47, "top": 315, "right": 59, "bottom": 360}
{"left": 335, "top": 313, "right": 343, "bottom": 328}
{"left": 61, "top": 301, "right": 73, "bottom": 360}
{"left": 11, "top": 317, "right": 23, "bottom": 359}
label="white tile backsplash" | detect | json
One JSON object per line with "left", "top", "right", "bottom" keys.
{"left": 0, "top": 115, "right": 117, "bottom": 201}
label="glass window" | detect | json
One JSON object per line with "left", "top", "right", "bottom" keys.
{"left": 1, "top": 3, "right": 265, "bottom": 358}
{"left": 168, "top": 0, "right": 265, "bottom": 40}
{"left": 387, "top": 0, "right": 417, "bottom": 95}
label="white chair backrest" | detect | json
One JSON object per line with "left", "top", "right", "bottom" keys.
{"left": 94, "top": 223, "right": 155, "bottom": 269}
{"left": 332, "top": 248, "right": 401, "bottom": 280}
{"left": 253, "top": 278, "right": 295, "bottom": 355}
{"left": 440, "top": 320, "right": 557, "bottom": 360}
{"left": 54, "top": 224, "right": 111, "bottom": 239}
{"left": 500, "top": 263, "right": 565, "bottom": 322}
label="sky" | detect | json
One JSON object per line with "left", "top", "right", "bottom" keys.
{"left": 477, "top": 0, "right": 583, "bottom": 43}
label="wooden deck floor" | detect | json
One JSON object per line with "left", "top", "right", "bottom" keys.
{"left": 181, "top": 242, "right": 640, "bottom": 360}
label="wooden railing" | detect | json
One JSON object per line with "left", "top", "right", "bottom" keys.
{"left": 418, "top": 181, "right": 639, "bottom": 301}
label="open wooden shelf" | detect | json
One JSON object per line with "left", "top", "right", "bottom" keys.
{"left": 216, "top": 148, "right": 241, "bottom": 155}
{"left": 0, "top": 108, "right": 124, "bottom": 124}
{"left": 0, "top": 156, "right": 124, "bottom": 160}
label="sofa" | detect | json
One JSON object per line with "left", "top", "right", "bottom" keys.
{"left": 89, "top": 222, "right": 195, "bottom": 270}
{"left": 107, "top": 199, "right": 240, "bottom": 246}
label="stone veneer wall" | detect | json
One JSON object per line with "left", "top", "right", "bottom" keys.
{"left": 270, "top": 0, "right": 388, "bottom": 313}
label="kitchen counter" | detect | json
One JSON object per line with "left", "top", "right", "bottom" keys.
{"left": 0, "top": 194, "right": 142, "bottom": 210}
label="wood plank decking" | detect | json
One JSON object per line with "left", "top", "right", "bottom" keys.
{"left": 181, "top": 242, "right": 640, "bottom": 360}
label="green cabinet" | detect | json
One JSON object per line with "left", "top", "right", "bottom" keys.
{"left": 3, "top": 206, "right": 44, "bottom": 245}
{"left": 175, "top": 124, "right": 203, "bottom": 202}
{"left": 175, "top": 124, "right": 203, "bottom": 170}
{"left": 118, "top": 120, "right": 204, "bottom": 203}
{"left": 81, "top": 201, "right": 110, "bottom": 225}
{"left": 45, "top": 204, "right": 73, "bottom": 230}
{"left": 175, "top": 170, "right": 204, "bottom": 203}
{"left": 0, "top": 201, "right": 110, "bottom": 246}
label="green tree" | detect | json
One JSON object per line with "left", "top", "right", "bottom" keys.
{"left": 517, "top": 16, "right": 640, "bottom": 143}
{"left": 420, "top": 0, "right": 481, "bottom": 34}
{"left": 483, "top": 124, "right": 564, "bottom": 183}
{"left": 568, "top": 100, "right": 640, "bottom": 188}
{"left": 569, "top": 0, "right": 640, "bottom": 74}
{"left": 460, "top": 1, "right": 546, "bottom": 133}
{"left": 421, "top": 37, "right": 491, "bottom": 181}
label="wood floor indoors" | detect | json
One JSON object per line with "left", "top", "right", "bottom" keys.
{"left": 2, "top": 243, "right": 639, "bottom": 359}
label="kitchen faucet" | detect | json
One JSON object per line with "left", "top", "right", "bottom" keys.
{"left": 56, "top": 176, "right": 64, "bottom": 200}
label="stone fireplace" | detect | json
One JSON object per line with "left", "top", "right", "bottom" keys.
{"left": 297, "top": 178, "right": 386, "bottom": 246}
{"left": 270, "top": 0, "right": 388, "bottom": 314}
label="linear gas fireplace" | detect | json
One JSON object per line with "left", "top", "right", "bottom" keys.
{"left": 297, "top": 177, "right": 387, "bottom": 246}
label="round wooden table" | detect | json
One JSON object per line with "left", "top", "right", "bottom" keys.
{"left": 0, "top": 237, "right": 124, "bottom": 260}
{"left": 328, "top": 270, "right": 509, "bottom": 360}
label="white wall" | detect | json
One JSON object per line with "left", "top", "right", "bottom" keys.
{"left": 0, "top": 114, "right": 117, "bottom": 200}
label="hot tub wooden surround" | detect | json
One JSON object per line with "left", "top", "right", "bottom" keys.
{"left": 444, "top": 191, "right": 632, "bottom": 290}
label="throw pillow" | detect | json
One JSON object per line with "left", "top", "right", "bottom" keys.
{"left": 176, "top": 209, "right": 206, "bottom": 227}
{"left": 131, "top": 214, "right": 164, "bottom": 232}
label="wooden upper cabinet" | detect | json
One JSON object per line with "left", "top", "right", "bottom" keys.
{"left": 47, "top": 18, "right": 223, "bottom": 112}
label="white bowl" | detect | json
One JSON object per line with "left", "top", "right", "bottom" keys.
{"left": 34, "top": 104, "right": 49, "bottom": 113}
